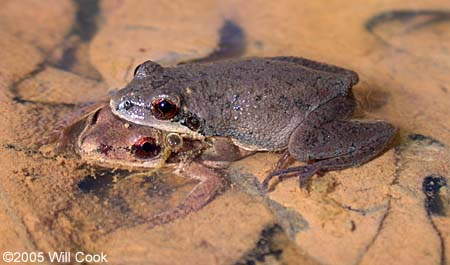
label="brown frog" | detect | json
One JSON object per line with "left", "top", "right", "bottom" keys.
{"left": 110, "top": 57, "right": 396, "bottom": 188}
{"left": 61, "top": 106, "right": 251, "bottom": 227}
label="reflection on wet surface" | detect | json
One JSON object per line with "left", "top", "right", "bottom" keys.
{"left": 75, "top": 166, "right": 197, "bottom": 234}
{"left": 366, "top": 10, "right": 450, "bottom": 45}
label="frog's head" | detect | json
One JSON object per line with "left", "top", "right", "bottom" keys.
{"left": 78, "top": 107, "right": 208, "bottom": 169}
{"left": 78, "top": 106, "right": 166, "bottom": 168}
{"left": 110, "top": 60, "right": 204, "bottom": 135}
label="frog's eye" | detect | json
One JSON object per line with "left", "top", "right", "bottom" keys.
{"left": 151, "top": 98, "right": 179, "bottom": 120}
{"left": 132, "top": 137, "right": 161, "bottom": 159}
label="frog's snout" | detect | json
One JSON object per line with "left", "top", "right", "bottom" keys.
{"left": 110, "top": 97, "right": 131, "bottom": 115}
{"left": 110, "top": 88, "right": 132, "bottom": 110}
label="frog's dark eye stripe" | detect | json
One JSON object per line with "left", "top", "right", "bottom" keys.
{"left": 151, "top": 98, "right": 179, "bottom": 120}
{"left": 131, "top": 137, "right": 161, "bottom": 159}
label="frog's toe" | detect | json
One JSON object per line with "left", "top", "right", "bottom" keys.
{"left": 262, "top": 168, "right": 294, "bottom": 191}
{"left": 263, "top": 164, "right": 320, "bottom": 191}
{"left": 298, "top": 165, "right": 320, "bottom": 189}
{"left": 261, "top": 174, "right": 276, "bottom": 191}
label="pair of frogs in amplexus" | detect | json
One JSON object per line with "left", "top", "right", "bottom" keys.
{"left": 57, "top": 56, "right": 395, "bottom": 227}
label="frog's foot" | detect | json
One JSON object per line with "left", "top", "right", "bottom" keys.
{"left": 262, "top": 150, "right": 294, "bottom": 190}
{"left": 262, "top": 163, "right": 319, "bottom": 191}
{"left": 145, "top": 163, "right": 226, "bottom": 228}
{"left": 264, "top": 154, "right": 369, "bottom": 191}
{"left": 266, "top": 149, "right": 290, "bottom": 173}
{"left": 273, "top": 150, "right": 293, "bottom": 170}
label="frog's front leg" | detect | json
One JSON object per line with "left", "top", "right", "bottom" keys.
{"left": 146, "top": 162, "right": 226, "bottom": 228}
{"left": 42, "top": 101, "right": 105, "bottom": 149}
{"left": 263, "top": 120, "right": 396, "bottom": 190}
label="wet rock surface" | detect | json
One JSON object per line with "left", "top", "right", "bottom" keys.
{"left": 0, "top": 1, "right": 449, "bottom": 264}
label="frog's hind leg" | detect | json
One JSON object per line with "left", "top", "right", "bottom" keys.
{"left": 145, "top": 163, "right": 226, "bottom": 228}
{"left": 263, "top": 96, "right": 355, "bottom": 189}
{"left": 264, "top": 120, "right": 396, "bottom": 190}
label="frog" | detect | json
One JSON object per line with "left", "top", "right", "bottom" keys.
{"left": 61, "top": 106, "right": 252, "bottom": 227}
{"left": 109, "top": 56, "right": 396, "bottom": 188}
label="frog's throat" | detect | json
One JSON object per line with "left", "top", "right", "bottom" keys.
{"left": 146, "top": 146, "right": 172, "bottom": 176}
{"left": 157, "top": 146, "right": 172, "bottom": 169}
{"left": 125, "top": 147, "right": 173, "bottom": 180}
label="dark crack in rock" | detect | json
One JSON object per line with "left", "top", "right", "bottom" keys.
{"left": 235, "top": 224, "right": 286, "bottom": 265}
{"left": 422, "top": 175, "right": 448, "bottom": 216}
{"left": 408, "top": 134, "right": 445, "bottom": 147}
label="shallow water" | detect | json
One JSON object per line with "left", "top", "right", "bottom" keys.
{"left": 0, "top": 1, "right": 449, "bottom": 264}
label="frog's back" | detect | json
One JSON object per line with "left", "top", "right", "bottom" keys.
{"left": 172, "top": 57, "right": 356, "bottom": 150}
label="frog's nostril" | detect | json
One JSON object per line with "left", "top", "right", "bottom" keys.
{"left": 118, "top": 100, "right": 133, "bottom": 111}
